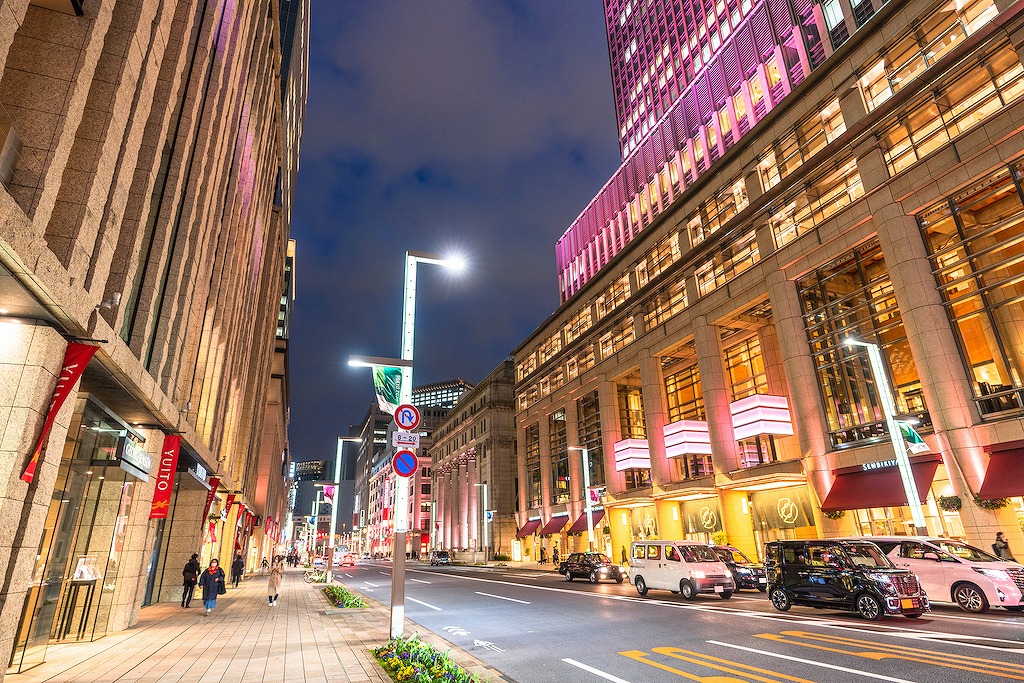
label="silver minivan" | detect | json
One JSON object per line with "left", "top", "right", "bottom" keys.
{"left": 629, "top": 540, "right": 736, "bottom": 599}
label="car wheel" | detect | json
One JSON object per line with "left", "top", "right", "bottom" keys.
{"left": 720, "top": 591, "right": 733, "bottom": 600}
{"left": 769, "top": 587, "right": 791, "bottom": 612}
{"left": 565, "top": 571, "right": 573, "bottom": 582}
{"left": 952, "top": 582, "right": 989, "bottom": 614}
{"left": 635, "top": 576, "right": 648, "bottom": 596}
{"left": 590, "top": 571, "right": 600, "bottom": 584}
{"left": 680, "top": 580, "right": 697, "bottom": 600}
{"left": 856, "top": 593, "right": 884, "bottom": 621}
{"left": 615, "top": 576, "right": 624, "bottom": 584}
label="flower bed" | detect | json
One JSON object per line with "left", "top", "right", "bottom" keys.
{"left": 323, "top": 584, "right": 367, "bottom": 608}
{"left": 373, "top": 635, "right": 485, "bottom": 683}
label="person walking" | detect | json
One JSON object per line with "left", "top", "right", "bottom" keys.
{"left": 539, "top": 546, "right": 547, "bottom": 564}
{"left": 260, "top": 557, "right": 269, "bottom": 574}
{"left": 181, "top": 553, "right": 200, "bottom": 608}
{"left": 198, "top": 558, "right": 226, "bottom": 616}
{"left": 267, "top": 555, "right": 284, "bottom": 606}
{"left": 231, "top": 554, "right": 244, "bottom": 588}
{"left": 552, "top": 547, "right": 560, "bottom": 565}
{"left": 993, "top": 532, "right": 1016, "bottom": 561}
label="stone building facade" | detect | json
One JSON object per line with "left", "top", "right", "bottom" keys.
{"left": 516, "top": 0, "right": 1024, "bottom": 570}
{"left": 0, "top": 0, "right": 306, "bottom": 674}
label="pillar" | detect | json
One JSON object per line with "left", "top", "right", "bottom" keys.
{"left": 639, "top": 350, "right": 674, "bottom": 487}
{"left": 597, "top": 381, "right": 626, "bottom": 495}
{"left": 468, "top": 457, "right": 478, "bottom": 553}
{"left": 719, "top": 489, "right": 758, "bottom": 559}
{"left": 693, "top": 317, "right": 742, "bottom": 473}
{"left": 656, "top": 500, "right": 683, "bottom": 541}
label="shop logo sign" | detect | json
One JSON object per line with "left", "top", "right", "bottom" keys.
{"left": 149, "top": 435, "right": 181, "bottom": 519}
{"left": 777, "top": 497, "right": 800, "bottom": 525}
{"left": 699, "top": 505, "right": 718, "bottom": 530}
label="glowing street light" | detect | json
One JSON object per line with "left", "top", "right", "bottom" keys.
{"left": 316, "top": 436, "right": 361, "bottom": 583}
{"left": 569, "top": 447, "right": 595, "bottom": 551}
{"left": 845, "top": 337, "right": 927, "bottom": 533}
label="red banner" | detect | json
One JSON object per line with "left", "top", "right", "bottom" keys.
{"left": 203, "top": 476, "right": 221, "bottom": 523}
{"left": 225, "top": 493, "right": 236, "bottom": 512}
{"left": 149, "top": 435, "right": 181, "bottom": 519}
{"left": 21, "top": 343, "right": 99, "bottom": 483}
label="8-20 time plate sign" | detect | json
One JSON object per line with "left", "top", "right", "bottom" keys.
{"left": 392, "top": 450, "right": 418, "bottom": 478}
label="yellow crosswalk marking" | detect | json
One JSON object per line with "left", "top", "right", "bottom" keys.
{"left": 619, "top": 647, "right": 816, "bottom": 682}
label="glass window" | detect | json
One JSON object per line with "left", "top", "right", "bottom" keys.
{"left": 665, "top": 364, "right": 704, "bottom": 423}
{"left": 577, "top": 390, "right": 605, "bottom": 488}
{"left": 618, "top": 385, "right": 646, "bottom": 439}
{"left": 549, "top": 410, "right": 570, "bottom": 505}
{"left": 724, "top": 336, "right": 768, "bottom": 400}
{"left": 633, "top": 544, "right": 646, "bottom": 560}
{"left": 525, "top": 424, "right": 542, "bottom": 508}
{"left": 647, "top": 544, "right": 662, "bottom": 560}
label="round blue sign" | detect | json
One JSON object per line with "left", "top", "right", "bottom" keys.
{"left": 393, "top": 450, "right": 418, "bottom": 478}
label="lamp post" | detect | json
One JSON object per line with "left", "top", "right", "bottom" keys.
{"left": 350, "top": 249, "right": 465, "bottom": 640}
{"left": 569, "top": 447, "right": 595, "bottom": 551}
{"left": 318, "top": 437, "right": 362, "bottom": 584}
{"left": 845, "top": 337, "right": 927, "bottom": 533}
{"left": 474, "top": 482, "right": 488, "bottom": 562}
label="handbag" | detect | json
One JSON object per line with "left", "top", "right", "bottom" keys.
{"left": 217, "top": 575, "right": 226, "bottom": 594}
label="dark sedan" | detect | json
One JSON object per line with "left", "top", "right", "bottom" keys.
{"left": 560, "top": 552, "right": 625, "bottom": 584}
{"left": 713, "top": 545, "right": 767, "bottom": 591}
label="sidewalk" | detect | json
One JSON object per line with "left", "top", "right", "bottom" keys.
{"left": 10, "top": 569, "right": 508, "bottom": 683}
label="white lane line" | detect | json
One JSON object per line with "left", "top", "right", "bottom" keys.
{"left": 344, "top": 573, "right": 353, "bottom": 578}
{"left": 379, "top": 571, "right": 390, "bottom": 576}
{"left": 475, "top": 591, "right": 530, "bottom": 604}
{"left": 410, "top": 578, "right": 431, "bottom": 584}
{"left": 707, "top": 640, "right": 916, "bottom": 683}
{"left": 562, "top": 658, "right": 633, "bottom": 683}
{"left": 407, "top": 596, "right": 443, "bottom": 611}
{"left": 364, "top": 582, "right": 379, "bottom": 588}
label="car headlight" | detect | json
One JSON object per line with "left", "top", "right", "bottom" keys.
{"left": 692, "top": 570, "right": 706, "bottom": 578}
{"left": 737, "top": 567, "right": 751, "bottom": 574}
{"left": 865, "top": 573, "right": 898, "bottom": 596}
{"left": 973, "top": 567, "right": 1010, "bottom": 580}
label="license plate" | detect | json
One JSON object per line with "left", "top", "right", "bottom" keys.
{"left": 714, "top": 585, "right": 724, "bottom": 593}
{"left": 900, "top": 598, "right": 916, "bottom": 610}
{"left": 758, "top": 578, "right": 767, "bottom": 583}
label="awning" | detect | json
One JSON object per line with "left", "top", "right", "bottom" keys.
{"left": 821, "top": 458, "right": 940, "bottom": 512}
{"left": 979, "top": 447, "right": 1024, "bottom": 499}
{"left": 567, "top": 509, "right": 605, "bottom": 534}
{"left": 538, "top": 515, "right": 570, "bottom": 536}
{"left": 515, "top": 519, "right": 541, "bottom": 538}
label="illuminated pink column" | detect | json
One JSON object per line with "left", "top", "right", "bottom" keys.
{"left": 459, "top": 461, "right": 470, "bottom": 549}
{"left": 468, "top": 455, "right": 479, "bottom": 552}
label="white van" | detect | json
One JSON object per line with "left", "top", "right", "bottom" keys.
{"left": 629, "top": 540, "right": 736, "bottom": 599}
{"left": 865, "top": 536, "right": 1024, "bottom": 613}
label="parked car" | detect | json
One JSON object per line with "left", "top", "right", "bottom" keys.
{"left": 867, "top": 536, "right": 1024, "bottom": 613}
{"left": 561, "top": 552, "right": 625, "bottom": 584}
{"left": 765, "top": 539, "right": 930, "bottom": 620}
{"left": 430, "top": 550, "right": 451, "bottom": 566}
{"left": 339, "top": 553, "right": 356, "bottom": 567}
{"left": 629, "top": 540, "right": 735, "bottom": 599}
{"left": 714, "top": 545, "right": 767, "bottom": 591}
{"left": 312, "top": 556, "right": 327, "bottom": 568}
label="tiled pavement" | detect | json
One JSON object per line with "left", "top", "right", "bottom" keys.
{"left": 10, "top": 569, "right": 508, "bottom": 683}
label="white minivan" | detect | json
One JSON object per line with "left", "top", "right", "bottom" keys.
{"left": 629, "top": 540, "right": 736, "bottom": 600}
{"left": 868, "top": 536, "right": 1024, "bottom": 613}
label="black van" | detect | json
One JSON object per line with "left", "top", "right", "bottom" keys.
{"left": 764, "top": 539, "right": 930, "bottom": 620}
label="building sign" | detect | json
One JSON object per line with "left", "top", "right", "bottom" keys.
{"left": 149, "top": 435, "right": 181, "bottom": 519}
{"left": 117, "top": 436, "right": 152, "bottom": 480}
{"left": 750, "top": 487, "right": 816, "bottom": 531}
{"left": 680, "top": 498, "right": 723, "bottom": 535}
{"left": 21, "top": 342, "right": 99, "bottom": 483}
{"left": 862, "top": 459, "right": 898, "bottom": 471}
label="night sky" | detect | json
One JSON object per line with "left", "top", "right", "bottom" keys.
{"left": 288, "top": 2, "right": 621, "bottom": 462}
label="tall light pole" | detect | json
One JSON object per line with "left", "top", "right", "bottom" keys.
{"left": 319, "top": 436, "right": 362, "bottom": 583}
{"left": 474, "top": 482, "right": 488, "bottom": 562}
{"left": 569, "top": 447, "right": 595, "bottom": 551}
{"left": 350, "top": 249, "right": 465, "bottom": 640}
{"left": 845, "top": 337, "right": 927, "bottom": 533}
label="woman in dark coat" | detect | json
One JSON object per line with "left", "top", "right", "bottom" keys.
{"left": 181, "top": 553, "right": 201, "bottom": 608}
{"left": 198, "top": 558, "right": 225, "bottom": 616}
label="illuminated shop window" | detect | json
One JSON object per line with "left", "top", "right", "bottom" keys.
{"left": 577, "top": 390, "right": 605, "bottom": 489}
{"left": 525, "top": 424, "right": 542, "bottom": 509}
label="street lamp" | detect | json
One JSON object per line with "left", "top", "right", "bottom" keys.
{"left": 474, "top": 482, "right": 488, "bottom": 562}
{"left": 569, "top": 447, "right": 595, "bottom": 551}
{"left": 349, "top": 248, "right": 465, "bottom": 640}
{"left": 845, "top": 337, "right": 927, "bottom": 533}
{"left": 317, "top": 436, "right": 362, "bottom": 583}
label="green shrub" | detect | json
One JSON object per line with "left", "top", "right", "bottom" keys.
{"left": 492, "top": 553, "right": 511, "bottom": 562}
{"left": 373, "top": 635, "right": 485, "bottom": 683}
{"left": 323, "top": 585, "right": 367, "bottom": 608}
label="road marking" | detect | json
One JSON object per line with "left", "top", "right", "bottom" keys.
{"left": 652, "top": 646, "right": 814, "bottom": 682}
{"left": 474, "top": 591, "right": 530, "bottom": 604}
{"left": 364, "top": 582, "right": 379, "bottom": 588}
{"left": 344, "top": 573, "right": 353, "bottom": 578}
{"left": 407, "top": 596, "right": 442, "bottom": 611}
{"left": 562, "top": 658, "right": 633, "bottom": 683}
{"left": 706, "top": 641, "right": 917, "bottom": 682}
{"left": 379, "top": 571, "right": 390, "bottom": 576}
{"left": 410, "top": 578, "right": 431, "bottom": 584}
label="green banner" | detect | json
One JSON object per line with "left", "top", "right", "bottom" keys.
{"left": 898, "top": 421, "right": 930, "bottom": 454}
{"left": 372, "top": 365, "right": 403, "bottom": 415}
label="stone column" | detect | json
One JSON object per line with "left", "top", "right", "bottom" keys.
{"left": 693, "top": 317, "right": 742, "bottom": 473}
{"left": 468, "top": 456, "right": 478, "bottom": 553}
{"left": 458, "top": 461, "right": 469, "bottom": 549}
{"left": 639, "top": 350, "right": 674, "bottom": 488}
{"left": 564, "top": 399, "right": 583, "bottom": 517}
{"left": 538, "top": 412, "right": 553, "bottom": 514}
{"left": 597, "top": 381, "right": 625, "bottom": 495}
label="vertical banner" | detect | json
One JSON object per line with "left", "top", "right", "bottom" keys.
{"left": 323, "top": 485, "right": 336, "bottom": 506}
{"left": 203, "top": 476, "right": 221, "bottom": 522}
{"left": 149, "top": 435, "right": 182, "bottom": 518}
{"left": 21, "top": 343, "right": 99, "bottom": 483}
{"left": 372, "top": 364, "right": 403, "bottom": 415}
{"left": 225, "top": 493, "right": 236, "bottom": 512}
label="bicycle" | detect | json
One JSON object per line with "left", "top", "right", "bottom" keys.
{"left": 303, "top": 568, "right": 328, "bottom": 583}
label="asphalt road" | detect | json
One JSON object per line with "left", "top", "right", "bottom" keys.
{"left": 335, "top": 561, "right": 1024, "bottom": 683}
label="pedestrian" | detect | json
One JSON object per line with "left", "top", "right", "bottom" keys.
{"left": 993, "top": 532, "right": 1016, "bottom": 561}
{"left": 260, "top": 557, "right": 269, "bottom": 574}
{"left": 621, "top": 545, "right": 628, "bottom": 566}
{"left": 198, "top": 558, "right": 226, "bottom": 616}
{"left": 181, "top": 553, "right": 200, "bottom": 608}
{"left": 231, "top": 554, "right": 244, "bottom": 588}
{"left": 553, "top": 547, "right": 560, "bottom": 564}
{"left": 268, "top": 555, "right": 284, "bottom": 606}
{"left": 540, "top": 546, "right": 547, "bottom": 564}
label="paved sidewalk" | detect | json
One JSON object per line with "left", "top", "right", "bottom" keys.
{"left": 10, "top": 569, "right": 507, "bottom": 683}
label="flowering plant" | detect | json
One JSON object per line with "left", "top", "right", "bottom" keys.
{"left": 323, "top": 585, "right": 366, "bottom": 608}
{"left": 373, "top": 635, "right": 485, "bottom": 683}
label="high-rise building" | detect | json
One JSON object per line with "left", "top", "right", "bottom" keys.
{"left": 515, "top": 0, "right": 1024, "bottom": 567}
{"left": 413, "top": 378, "right": 474, "bottom": 409}
{"left": 0, "top": 0, "right": 308, "bottom": 674}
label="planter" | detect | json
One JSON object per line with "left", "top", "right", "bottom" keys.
{"left": 373, "top": 635, "right": 486, "bottom": 683}
{"left": 323, "top": 585, "right": 367, "bottom": 608}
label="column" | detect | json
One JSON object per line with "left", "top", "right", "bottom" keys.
{"left": 444, "top": 467, "right": 454, "bottom": 549}
{"left": 459, "top": 461, "right": 470, "bottom": 549}
{"left": 756, "top": 324, "right": 789, "bottom": 397}
{"left": 433, "top": 464, "right": 444, "bottom": 550}
{"left": 597, "top": 381, "right": 626, "bottom": 495}
{"left": 693, "top": 317, "right": 742, "bottom": 473}
{"left": 538, "top": 412, "right": 553, "bottom": 514}
{"left": 639, "top": 350, "right": 674, "bottom": 488}
{"left": 468, "top": 456, "right": 479, "bottom": 552}
{"left": 564, "top": 398, "right": 583, "bottom": 517}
